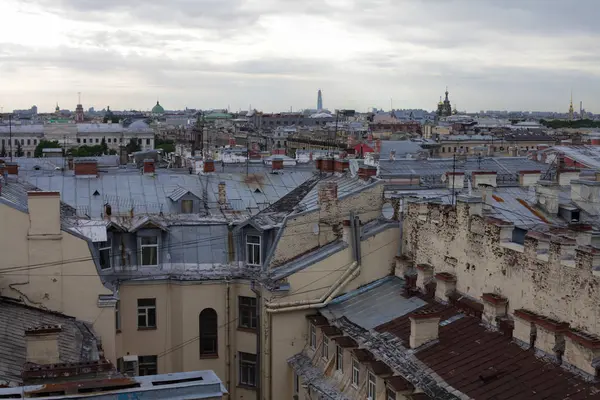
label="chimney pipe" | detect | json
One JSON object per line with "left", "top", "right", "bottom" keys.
{"left": 271, "top": 158, "right": 283, "bottom": 171}
{"left": 203, "top": 159, "right": 215, "bottom": 173}
{"left": 143, "top": 159, "right": 155, "bottom": 175}
{"left": 409, "top": 309, "right": 442, "bottom": 348}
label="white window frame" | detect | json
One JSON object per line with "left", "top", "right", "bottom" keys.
{"left": 246, "top": 235, "right": 261, "bottom": 266}
{"left": 368, "top": 372, "right": 376, "bottom": 400}
{"left": 321, "top": 335, "right": 329, "bottom": 360}
{"left": 137, "top": 298, "right": 156, "bottom": 328}
{"left": 98, "top": 238, "right": 112, "bottom": 270}
{"left": 140, "top": 236, "right": 159, "bottom": 267}
{"left": 310, "top": 323, "right": 316, "bottom": 349}
{"left": 336, "top": 345, "right": 343, "bottom": 372}
{"left": 352, "top": 359, "right": 360, "bottom": 388}
{"left": 239, "top": 352, "right": 257, "bottom": 387}
{"left": 386, "top": 386, "right": 395, "bottom": 400}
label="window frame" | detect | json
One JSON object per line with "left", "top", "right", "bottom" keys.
{"left": 181, "top": 199, "right": 194, "bottom": 214}
{"left": 368, "top": 371, "right": 376, "bottom": 400}
{"left": 97, "top": 238, "right": 112, "bottom": 270}
{"left": 336, "top": 345, "right": 343, "bottom": 372}
{"left": 140, "top": 235, "right": 159, "bottom": 267}
{"left": 115, "top": 300, "right": 121, "bottom": 332}
{"left": 321, "top": 335, "right": 329, "bottom": 360}
{"left": 199, "top": 308, "right": 218, "bottom": 358}
{"left": 138, "top": 355, "right": 157, "bottom": 376}
{"left": 246, "top": 234, "right": 261, "bottom": 266}
{"left": 294, "top": 372, "right": 299, "bottom": 394}
{"left": 238, "top": 296, "right": 257, "bottom": 330}
{"left": 309, "top": 323, "right": 317, "bottom": 349}
{"left": 352, "top": 359, "right": 360, "bottom": 388}
{"left": 239, "top": 352, "right": 257, "bottom": 387}
{"left": 137, "top": 298, "right": 156, "bottom": 329}
{"left": 386, "top": 386, "right": 395, "bottom": 400}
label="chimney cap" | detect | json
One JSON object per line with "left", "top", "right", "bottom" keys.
{"left": 409, "top": 307, "right": 444, "bottom": 320}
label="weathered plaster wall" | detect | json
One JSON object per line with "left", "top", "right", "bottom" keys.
{"left": 402, "top": 200, "right": 600, "bottom": 334}
{"left": 269, "top": 182, "right": 384, "bottom": 268}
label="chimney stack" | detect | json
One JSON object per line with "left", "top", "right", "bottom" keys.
{"left": 25, "top": 325, "right": 62, "bottom": 365}
{"left": 357, "top": 165, "right": 377, "bottom": 181}
{"left": 143, "top": 159, "right": 155, "bottom": 175}
{"left": 203, "top": 159, "right": 215, "bottom": 173}
{"left": 74, "top": 160, "right": 98, "bottom": 178}
{"left": 445, "top": 172, "right": 464, "bottom": 190}
{"left": 513, "top": 309, "right": 538, "bottom": 349}
{"left": 564, "top": 329, "right": 600, "bottom": 376}
{"left": 519, "top": 170, "right": 541, "bottom": 187}
{"left": 481, "top": 293, "right": 508, "bottom": 327}
{"left": 434, "top": 272, "right": 456, "bottom": 302}
{"left": 271, "top": 158, "right": 283, "bottom": 171}
{"left": 334, "top": 159, "right": 349, "bottom": 173}
{"left": 27, "top": 191, "right": 61, "bottom": 237}
{"left": 558, "top": 169, "right": 580, "bottom": 186}
{"left": 218, "top": 181, "right": 227, "bottom": 206}
{"left": 5, "top": 162, "right": 18, "bottom": 175}
{"left": 416, "top": 264, "right": 434, "bottom": 292}
{"left": 318, "top": 181, "right": 338, "bottom": 208}
{"left": 409, "top": 309, "right": 442, "bottom": 348}
{"left": 472, "top": 171, "right": 497, "bottom": 188}
{"left": 375, "top": 139, "right": 382, "bottom": 154}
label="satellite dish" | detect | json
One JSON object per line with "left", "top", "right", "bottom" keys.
{"left": 312, "top": 223, "right": 320, "bottom": 235}
{"left": 441, "top": 173, "right": 447, "bottom": 182}
{"left": 382, "top": 203, "right": 394, "bottom": 220}
{"left": 539, "top": 196, "right": 546, "bottom": 205}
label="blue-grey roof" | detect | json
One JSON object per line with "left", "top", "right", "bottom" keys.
{"left": 320, "top": 276, "right": 427, "bottom": 329}
{"left": 379, "top": 140, "right": 424, "bottom": 159}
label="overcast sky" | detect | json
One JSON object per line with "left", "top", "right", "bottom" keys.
{"left": 1, "top": 0, "right": 599, "bottom": 113}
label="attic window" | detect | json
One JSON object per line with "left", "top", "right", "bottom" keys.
{"left": 93, "top": 190, "right": 100, "bottom": 196}
{"left": 254, "top": 188, "right": 262, "bottom": 194}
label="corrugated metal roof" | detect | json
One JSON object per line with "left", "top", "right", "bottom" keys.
{"left": 321, "top": 276, "right": 426, "bottom": 330}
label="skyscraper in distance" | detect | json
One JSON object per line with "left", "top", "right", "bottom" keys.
{"left": 317, "top": 89, "right": 323, "bottom": 110}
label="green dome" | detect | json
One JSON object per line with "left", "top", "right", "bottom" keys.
{"left": 152, "top": 101, "right": 165, "bottom": 114}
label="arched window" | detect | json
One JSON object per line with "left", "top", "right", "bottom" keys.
{"left": 199, "top": 308, "right": 218, "bottom": 357}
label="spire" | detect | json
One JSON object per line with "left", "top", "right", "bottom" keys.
{"left": 444, "top": 86, "right": 449, "bottom": 101}
{"left": 568, "top": 90, "right": 574, "bottom": 120}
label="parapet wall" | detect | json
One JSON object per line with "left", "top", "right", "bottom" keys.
{"left": 402, "top": 199, "right": 600, "bottom": 335}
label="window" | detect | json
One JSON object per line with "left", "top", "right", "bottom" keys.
{"left": 26, "top": 152, "right": 31, "bottom": 157}
{"left": 27, "top": 139, "right": 30, "bottom": 145}
{"left": 181, "top": 199, "right": 193, "bottom": 214}
{"left": 115, "top": 300, "right": 121, "bottom": 331}
{"left": 336, "top": 345, "right": 343, "bottom": 371}
{"left": 77, "top": 138, "right": 81, "bottom": 143}
{"left": 368, "top": 372, "right": 376, "bottom": 400}
{"left": 386, "top": 387, "right": 395, "bottom": 400}
{"left": 146, "top": 138, "right": 150, "bottom": 145}
{"left": 140, "top": 236, "right": 159, "bottom": 266}
{"left": 321, "top": 335, "right": 329, "bottom": 360}
{"left": 137, "top": 298, "right": 156, "bottom": 328}
{"left": 33, "top": 139, "right": 37, "bottom": 145}
{"left": 199, "top": 308, "right": 218, "bottom": 357}
{"left": 310, "top": 324, "right": 317, "bottom": 349}
{"left": 246, "top": 235, "right": 261, "bottom": 266}
{"left": 239, "top": 352, "right": 257, "bottom": 387}
{"left": 108, "top": 138, "right": 112, "bottom": 143}
{"left": 352, "top": 359, "right": 360, "bottom": 388}
{"left": 95, "top": 138, "right": 99, "bottom": 143}
{"left": 97, "top": 239, "right": 112, "bottom": 270}
{"left": 239, "top": 296, "right": 257, "bottom": 329}
{"left": 20, "top": 139, "right": 24, "bottom": 145}
{"left": 83, "top": 139, "right": 87, "bottom": 143}
{"left": 441, "top": 147, "right": 445, "bottom": 153}
{"left": 139, "top": 355, "right": 157, "bottom": 376}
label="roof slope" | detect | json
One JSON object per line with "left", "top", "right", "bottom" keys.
{"left": 0, "top": 297, "right": 99, "bottom": 385}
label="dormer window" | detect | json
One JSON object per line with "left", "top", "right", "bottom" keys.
{"left": 181, "top": 199, "right": 193, "bottom": 214}
{"left": 140, "top": 236, "right": 159, "bottom": 266}
{"left": 246, "top": 235, "right": 261, "bottom": 266}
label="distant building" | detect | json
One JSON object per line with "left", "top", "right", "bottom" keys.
{"left": 436, "top": 88, "right": 453, "bottom": 117}
{"left": 13, "top": 105, "right": 37, "bottom": 117}
{"left": 152, "top": 101, "right": 165, "bottom": 115}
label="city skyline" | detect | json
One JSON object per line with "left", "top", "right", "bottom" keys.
{"left": 1, "top": 0, "right": 599, "bottom": 113}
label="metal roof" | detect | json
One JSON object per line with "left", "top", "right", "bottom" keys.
{"left": 321, "top": 276, "right": 426, "bottom": 330}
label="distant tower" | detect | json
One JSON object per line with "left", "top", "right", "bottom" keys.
{"left": 75, "top": 92, "right": 84, "bottom": 123}
{"left": 55, "top": 102, "right": 60, "bottom": 115}
{"left": 568, "top": 91, "right": 574, "bottom": 120}
{"left": 580, "top": 101, "right": 584, "bottom": 119}
{"left": 317, "top": 89, "right": 323, "bottom": 110}
{"left": 437, "top": 87, "right": 452, "bottom": 117}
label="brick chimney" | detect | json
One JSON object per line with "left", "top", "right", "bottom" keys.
{"left": 271, "top": 158, "right": 283, "bottom": 171}
{"left": 357, "top": 165, "right": 377, "bottom": 181}
{"left": 25, "top": 325, "right": 62, "bottom": 365}
{"left": 143, "top": 159, "right": 155, "bottom": 175}
{"left": 481, "top": 293, "right": 508, "bottom": 327}
{"left": 334, "top": 159, "right": 349, "bottom": 173}
{"left": 472, "top": 171, "right": 497, "bottom": 188}
{"left": 409, "top": 308, "right": 442, "bottom": 348}
{"left": 564, "top": 329, "right": 600, "bottom": 375}
{"left": 5, "top": 162, "right": 18, "bottom": 175}
{"left": 375, "top": 139, "right": 382, "bottom": 153}
{"left": 534, "top": 317, "right": 569, "bottom": 362}
{"left": 27, "top": 191, "right": 61, "bottom": 237}
{"left": 318, "top": 181, "right": 338, "bottom": 209}
{"left": 74, "top": 160, "right": 98, "bottom": 178}
{"left": 218, "top": 181, "right": 227, "bottom": 206}
{"left": 203, "top": 159, "right": 215, "bottom": 173}
{"left": 446, "top": 172, "right": 464, "bottom": 190}
{"left": 519, "top": 170, "right": 541, "bottom": 187}
{"left": 513, "top": 309, "right": 539, "bottom": 348}
{"left": 322, "top": 157, "right": 334, "bottom": 173}
{"left": 434, "top": 272, "right": 456, "bottom": 302}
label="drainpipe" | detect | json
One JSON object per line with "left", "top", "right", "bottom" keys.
{"left": 354, "top": 215, "right": 362, "bottom": 264}
{"left": 225, "top": 282, "right": 231, "bottom": 396}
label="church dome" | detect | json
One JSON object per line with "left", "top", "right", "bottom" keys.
{"left": 152, "top": 101, "right": 165, "bottom": 114}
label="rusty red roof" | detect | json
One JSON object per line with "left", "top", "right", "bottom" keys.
{"left": 376, "top": 304, "right": 600, "bottom": 399}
